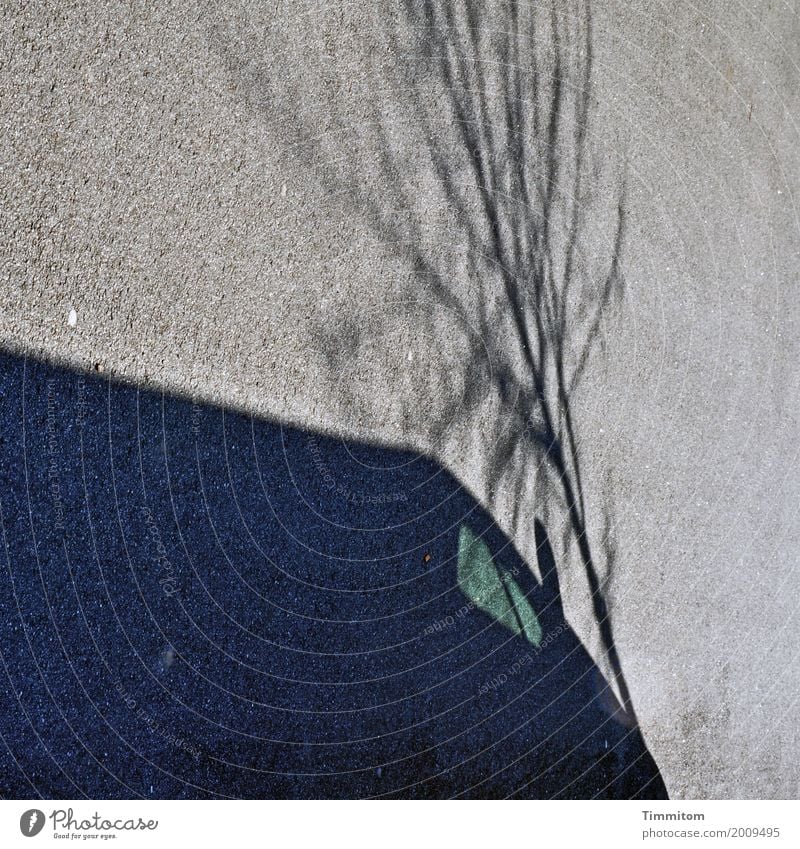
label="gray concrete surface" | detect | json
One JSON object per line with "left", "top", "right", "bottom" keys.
{"left": 1, "top": 0, "right": 799, "bottom": 797}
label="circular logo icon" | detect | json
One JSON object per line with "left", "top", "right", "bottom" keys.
{"left": 19, "top": 810, "right": 45, "bottom": 837}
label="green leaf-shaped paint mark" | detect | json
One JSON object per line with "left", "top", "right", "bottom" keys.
{"left": 457, "top": 524, "right": 542, "bottom": 647}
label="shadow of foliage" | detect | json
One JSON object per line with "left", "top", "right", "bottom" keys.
{"left": 209, "top": 0, "right": 640, "bottom": 724}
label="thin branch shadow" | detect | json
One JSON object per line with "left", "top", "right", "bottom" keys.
{"left": 209, "top": 0, "right": 641, "bottom": 726}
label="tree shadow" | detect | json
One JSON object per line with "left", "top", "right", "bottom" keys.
{"left": 209, "top": 1, "right": 641, "bottom": 729}
{"left": 0, "top": 0, "right": 668, "bottom": 801}
{"left": 0, "top": 350, "right": 666, "bottom": 798}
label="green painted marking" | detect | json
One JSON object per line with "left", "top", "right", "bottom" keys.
{"left": 457, "top": 524, "right": 542, "bottom": 647}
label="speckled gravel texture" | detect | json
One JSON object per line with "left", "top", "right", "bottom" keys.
{"left": 0, "top": 353, "right": 667, "bottom": 798}
{"left": 1, "top": 1, "right": 799, "bottom": 798}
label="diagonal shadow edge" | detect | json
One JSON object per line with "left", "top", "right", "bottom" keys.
{"left": 0, "top": 347, "right": 667, "bottom": 798}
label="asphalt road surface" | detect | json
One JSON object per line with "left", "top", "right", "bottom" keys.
{"left": 1, "top": 1, "right": 799, "bottom": 798}
{"left": 0, "top": 352, "right": 666, "bottom": 798}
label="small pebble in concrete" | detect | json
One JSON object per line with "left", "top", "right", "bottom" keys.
{"left": 68, "top": 308, "right": 77, "bottom": 327}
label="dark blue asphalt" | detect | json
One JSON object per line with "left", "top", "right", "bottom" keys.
{"left": 0, "top": 352, "right": 667, "bottom": 798}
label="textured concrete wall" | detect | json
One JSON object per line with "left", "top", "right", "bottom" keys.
{"left": 2, "top": 1, "right": 799, "bottom": 797}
